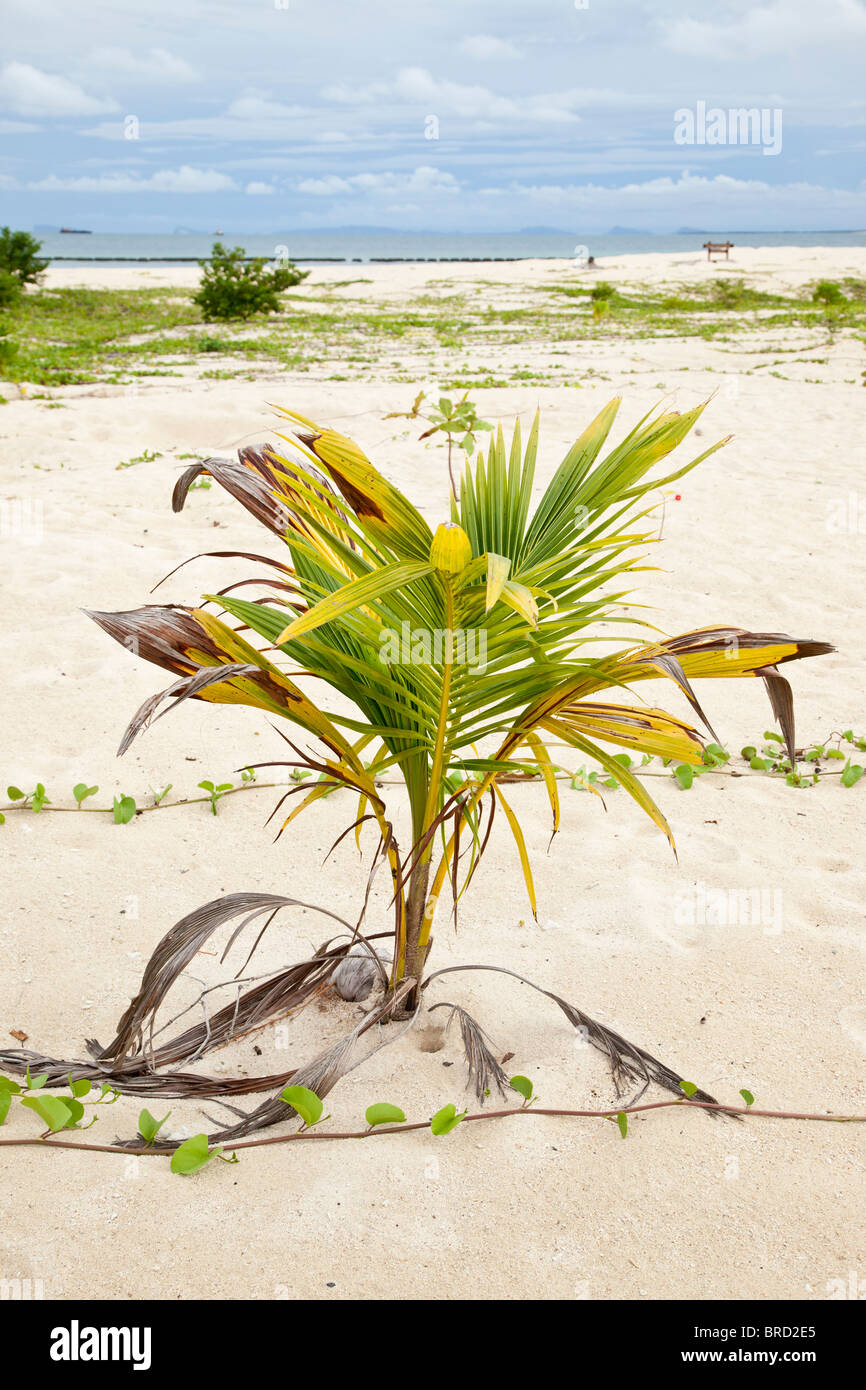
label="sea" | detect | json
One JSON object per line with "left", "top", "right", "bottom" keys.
{"left": 37, "top": 229, "right": 866, "bottom": 266}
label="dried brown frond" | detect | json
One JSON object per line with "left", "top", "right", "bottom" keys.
{"left": 116, "top": 663, "right": 263, "bottom": 755}
{"left": 423, "top": 964, "right": 725, "bottom": 1111}
{"left": 429, "top": 1001, "right": 509, "bottom": 1101}
{"left": 96, "top": 892, "right": 352, "bottom": 1068}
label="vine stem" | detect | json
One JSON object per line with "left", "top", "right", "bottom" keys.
{"left": 0, "top": 764, "right": 850, "bottom": 819}
{"left": 0, "top": 782, "right": 283, "bottom": 816}
{"left": 0, "top": 1099, "right": 862, "bottom": 1159}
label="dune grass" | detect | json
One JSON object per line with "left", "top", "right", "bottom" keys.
{"left": 3, "top": 275, "right": 864, "bottom": 388}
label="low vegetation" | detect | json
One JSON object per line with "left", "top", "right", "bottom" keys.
{"left": 0, "top": 398, "right": 835, "bottom": 1163}
{"left": 2, "top": 260, "right": 864, "bottom": 389}
{"left": 193, "top": 241, "right": 307, "bottom": 321}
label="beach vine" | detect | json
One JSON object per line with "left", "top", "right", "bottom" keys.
{"left": 2, "top": 730, "right": 862, "bottom": 828}
{"left": 0, "top": 1071, "right": 862, "bottom": 1176}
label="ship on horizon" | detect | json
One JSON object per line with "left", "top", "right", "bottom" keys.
{"left": 60, "top": 227, "right": 92, "bottom": 234}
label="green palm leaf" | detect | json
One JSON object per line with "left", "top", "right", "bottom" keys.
{"left": 93, "top": 400, "right": 833, "bottom": 988}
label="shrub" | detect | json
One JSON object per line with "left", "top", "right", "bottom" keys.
{"left": 0, "top": 227, "right": 47, "bottom": 286}
{"left": 812, "top": 280, "right": 844, "bottom": 306}
{"left": 710, "top": 278, "right": 751, "bottom": 308}
{"left": 0, "top": 319, "right": 16, "bottom": 372}
{"left": 193, "top": 242, "right": 308, "bottom": 321}
{"left": 0, "top": 269, "right": 22, "bottom": 310}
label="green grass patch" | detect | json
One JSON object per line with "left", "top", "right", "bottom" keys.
{"left": 3, "top": 275, "right": 864, "bottom": 388}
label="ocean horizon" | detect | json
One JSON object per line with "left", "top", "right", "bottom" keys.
{"left": 36, "top": 228, "right": 866, "bottom": 265}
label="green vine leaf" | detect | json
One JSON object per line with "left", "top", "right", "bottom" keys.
{"left": 170, "top": 1133, "right": 223, "bottom": 1175}
{"left": 509, "top": 1075, "right": 534, "bottom": 1102}
{"left": 702, "top": 743, "right": 729, "bottom": 766}
{"left": 21, "top": 1094, "right": 74, "bottom": 1132}
{"left": 281, "top": 1084, "right": 324, "bottom": 1128}
{"left": 364, "top": 1102, "right": 406, "bottom": 1128}
{"left": 431, "top": 1103, "right": 467, "bottom": 1136}
{"left": 138, "top": 1108, "right": 171, "bottom": 1144}
{"left": 112, "top": 794, "right": 137, "bottom": 825}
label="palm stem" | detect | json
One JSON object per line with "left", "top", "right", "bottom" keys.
{"left": 400, "top": 581, "right": 455, "bottom": 994}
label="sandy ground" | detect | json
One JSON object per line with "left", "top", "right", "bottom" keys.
{"left": 1, "top": 250, "right": 864, "bottom": 1301}
{"left": 40, "top": 242, "right": 866, "bottom": 296}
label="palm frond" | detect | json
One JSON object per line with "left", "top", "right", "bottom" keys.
{"left": 88, "top": 401, "right": 833, "bottom": 976}
{"left": 429, "top": 1002, "right": 509, "bottom": 1101}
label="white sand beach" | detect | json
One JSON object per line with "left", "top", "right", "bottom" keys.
{"left": 1, "top": 248, "right": 864, "bottom": 1301}
{"left": 40, "top": 242, "right": 866, "bottom": 295}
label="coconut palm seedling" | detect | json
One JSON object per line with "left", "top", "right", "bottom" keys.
{"left": 5, "top": 399, "right": 831, "bottom": 1146}
{"left": 385, "top": 390, "right": 493, "bottom": 497}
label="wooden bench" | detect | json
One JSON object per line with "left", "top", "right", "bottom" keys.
{"left": 703, "top": 241, "right": 734, "bottom": 261}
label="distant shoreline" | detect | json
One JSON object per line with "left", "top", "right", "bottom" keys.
{"left": 35, "top": 228, "right": 866, "bottom": 270}
{"left": 46, "top": 255, "right": 571, "bottom": 265}
{"left": 37, "top": 245, "right": 866, "bottom": 301}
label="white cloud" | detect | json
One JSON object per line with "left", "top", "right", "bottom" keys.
{"left": 76, "top": 72, "right": 646, "bottom": 149}
{"left": 321, "top": 81, "right": 389, "bottom": 105}
{"left": 403, "top": 165, "right": 460, "bottom": 192}
{"left": 245, "top": 180, "right": 275, "bottom": 195}
{"left": 0, "top": 118, "right": 38, "bottom": 133}
{"left": 27, "top": 165, "right": 237, "bottom": 193}
{"left": 458, "top": 35, "right": 521, "bottom": 60}
{"left": 323, "top": 70, "right": 587, "bottom": 127}
{"left": 393, "top": 67, "right": 521, "bottom": 119}
{"left": 321, "top": 68, "right": 642, "bottom": 126}
{"left": 477, "top": 170, "right": 866, "bottom": 222}
{"left": 297, "top": 174, "right": 352, "bottom": 195}
{"left": 87, "top": 47, "right": 200, "bottom": 84}
{"left": 663, "top": 0, "right": 866, "bottom": 59}
{"left": 0, "top": 62, "right": 118, "bottom": 117}
{"left": 226, "top": 95, "right": 308, "bottom": 121}
{"left": 297, "top": 165, "right": 460, "bottom": 196}
{"left": 80, "top": 93, "right": 312, "bottom": 142}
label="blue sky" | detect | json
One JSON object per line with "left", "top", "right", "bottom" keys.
{"left": 2, "top": 0, "right": 865, "bottom": 233}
